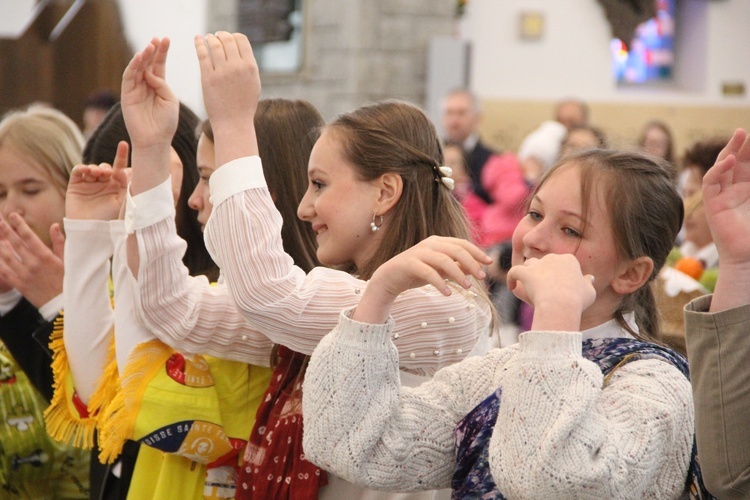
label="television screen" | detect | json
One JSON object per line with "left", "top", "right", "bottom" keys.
{"left": 611, "top": 0, "right": 675, "bottom": 84}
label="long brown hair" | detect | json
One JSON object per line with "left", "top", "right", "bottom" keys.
{"left": 534, "top": 149, "right": 683, "bottom": 342}
{"left": 198, "top": 99, "right": 322, "bottom": 274}
{"left": 83, "top": 102, "right": 215, "bottom": 279}
{"left": 323, "top": 100, "right": 497, "bottom": 332}
{"left": 327, "top": 100, "right": 473, "bottom": 280}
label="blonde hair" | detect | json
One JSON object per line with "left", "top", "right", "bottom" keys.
{"left": 0, "top": 104, "right": 84, "bottom": 194}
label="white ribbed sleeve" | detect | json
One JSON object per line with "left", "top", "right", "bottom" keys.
{"left": 130, "top": 155, "right": 492, "bottom": 373}
{"left": 131, "top": 216, "right": 274, "bottom": 366}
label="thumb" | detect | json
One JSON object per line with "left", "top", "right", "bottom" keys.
{"left": 50, "top": 223, "right": 65, "bottom": 260}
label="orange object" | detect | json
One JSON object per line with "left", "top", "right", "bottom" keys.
{"left": 675, "top": 256, "right": 704, "bottom": 280}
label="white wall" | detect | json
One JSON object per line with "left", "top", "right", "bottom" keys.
{"left": 117, "top": 0, "right": 208, "bottom": 117}
{"left": 459, "top": 0, "right": 750, "bottom": 105}
{"left": 0, "top": 0, "right": 45, "bottom": 38}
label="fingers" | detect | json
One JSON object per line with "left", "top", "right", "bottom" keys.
{"left": 409, "top": 238, "right": 491, "bottom": 294}
{"left": 4, "top": 213, "right": 47, "bottom": 256}
{"left": 703, "top": 152, "right": 734, "bottom": 186}
{"left": 121, "top": 51, "right": 143, "bottom": 93}
{"left": 234, "top": 33, "right": 254, "bottom": 60}
{"left": 71, "top": 163, "right": 117, "bottom": 183}
{"left": 716, "top": 129, "right": 748, "bottom": 163}
{"left": 216, "top": 31, "right": 239, "bottom": 61}
{"left": 112, "top": 141, "right": 130, "bottom": 171}
{"left": 194, "top": 34, "right": 213, "bottom": 70}
{"left": 70, "top": 164, "right": 92, "bottom": 184}
{"left": 122, "top": 37, "right": 160, "bottom": 94}
{"left": 204, "top": 33, "right": 226, "bottom": 66}
{"left": 423, "top": 236, "right": 491, "bottom": 282}
{"left": 50, "top": 223, "right": 65, "bottom": 260}
{"left": 195, "top": 32, "right": 255, "bottom": 70}
{"left": 737, "top": 129, "right": 750, "bottom": 163}
{"left": 506, "top": 263, "right": 531, "bottom": 291}
{"left": 0, "top": 241, "right": 20, "bottom": 287}
{"left": 152, "top": 37, "right": 170, "bottom": 80}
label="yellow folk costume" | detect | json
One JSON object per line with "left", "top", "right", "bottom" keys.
{"left": 45, "top": 219, "right": 271, "bottom": 499}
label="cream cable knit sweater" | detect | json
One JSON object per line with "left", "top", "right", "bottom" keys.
{"left": 302, "top": 310, "right": 694, "bottom": 499}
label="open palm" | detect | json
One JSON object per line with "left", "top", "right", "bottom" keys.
{"left": 120, "top": 37, "right": 179, "bottom": 150}
{"left": 702, "top": 129, "right": 750, "bottom": 267}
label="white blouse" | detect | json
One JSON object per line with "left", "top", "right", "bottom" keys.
{"left": 126, "top": 157, "right": 494, "bottom": 375}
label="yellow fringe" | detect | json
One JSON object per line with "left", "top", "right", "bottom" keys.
{"left": 44, "top": 312, "right": 99, "bottom": 450}
{"left": 87, "top": 333, "right": 120, "bottom": 417}
{"left": 97, "top": 340, "right": 172, "bottom": 464}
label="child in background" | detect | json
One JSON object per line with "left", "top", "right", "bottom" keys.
{"left": 443, "top": 140, "right": 484, "bottom": 244}
{"left": 303, "top": 148, "right": 706, "bottom": 498}
{"left": 685, "top": 129, "right": 750, "bottom": 498}
{"left": 654, "top": 137, "right": 727, "bottom": 354}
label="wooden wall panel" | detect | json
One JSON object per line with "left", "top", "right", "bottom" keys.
{"left": 0, "top": 0, "right": 132, "bottom": 129}
{"left": 480, "top": 99, "right": 750, "bottom": 164}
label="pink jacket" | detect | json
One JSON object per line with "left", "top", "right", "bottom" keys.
{"left": 477, "top": 152, "right": 530, "bottom": 247}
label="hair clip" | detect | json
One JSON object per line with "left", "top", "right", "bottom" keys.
{"left": 434, "top": 165, "right": 455, "bottom": 191}
{"left": 438, "top": 166, "right": 453, "bottom": 178}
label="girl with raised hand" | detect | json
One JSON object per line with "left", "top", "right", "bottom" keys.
{"left": 303, "top": 149, "right": 707, "bottom": 499}
{"left": 124, "top": 32, "right": 494, "bottom": 499}
{"left": 64, "top": 35, "right": 324, "bottom": 499}
{"left": 685, "top": 129, "right": 750, "bottom": 498}
{"left": 0, "top": 104, "right": 90, "bottom": 498}
{"left": 47, "top": 98, "right": 231, "bottom": 499}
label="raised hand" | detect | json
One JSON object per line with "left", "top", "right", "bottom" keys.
{"left": 66, "top": 141, "right": 130, "bottom": 221}
{"left": 121, "top": 37, "right": 178, "bottom": 195}
{"left": 702, "top": 129, "right": 750, "bottom": 267}
{"left": 0, "top": 214, "right": 64, "bottom": 308}
{"left": 121, "top": 37, "right": 178, "bottom": 150}
{"left": 700, "top": 129, "right": 750, "bottom": 312}
{"left": 507, "top": 253, "right": 596, "bottom": 332}
{"left": 194, "top": 32, "right": 260, "bottom": 165}
{"left": 353, "top": 236, "right": 491, "bottom": 324}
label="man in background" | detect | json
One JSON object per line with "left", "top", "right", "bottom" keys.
{"left": 441, "top": 88, "right": 497, "bottom": 204}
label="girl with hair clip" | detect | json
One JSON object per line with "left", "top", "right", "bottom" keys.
{"left": 303, "top": 148, "right": 713, "bottom": 498}
{"left": 123, "top": 34, "right": 493, "bottom": 499}
{"left": 0, "top": 104, "right": 90, "bottom": 498}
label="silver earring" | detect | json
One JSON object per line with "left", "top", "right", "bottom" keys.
{"left": 370, "top": 214, "right": 383, "bottom": 232}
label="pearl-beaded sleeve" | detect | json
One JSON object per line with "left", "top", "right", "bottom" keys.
{"left": 302, "top": 309, "right": 510, "bottom": 490}
{"left": 128, "top": 156, "right": 493, "bottom": 373}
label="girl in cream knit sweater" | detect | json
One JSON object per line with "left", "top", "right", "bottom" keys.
{"left": 303, "top": 149, "right": 705, "bottom": 499}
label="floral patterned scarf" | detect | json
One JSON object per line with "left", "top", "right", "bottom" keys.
{"left": 451, "top": 337, "right": 713, "bottom": 499}
{"left": 236, "top": 345, "right": 328, "bottom": 499}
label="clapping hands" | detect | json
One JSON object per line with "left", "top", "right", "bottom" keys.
{"left": 0, "top": 215, "right": 64, "bottom": 307}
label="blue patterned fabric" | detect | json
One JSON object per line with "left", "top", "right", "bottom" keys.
{"left": 451, "top": 337, "right": 713, "bottom": 499}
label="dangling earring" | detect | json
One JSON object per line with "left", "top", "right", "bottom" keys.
{"left": 370, "top": 213, "right": 383, "bottom": 232}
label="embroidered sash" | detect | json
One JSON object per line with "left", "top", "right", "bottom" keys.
{"left": 451, "top": 337, "right": 712, "bottom": 499}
